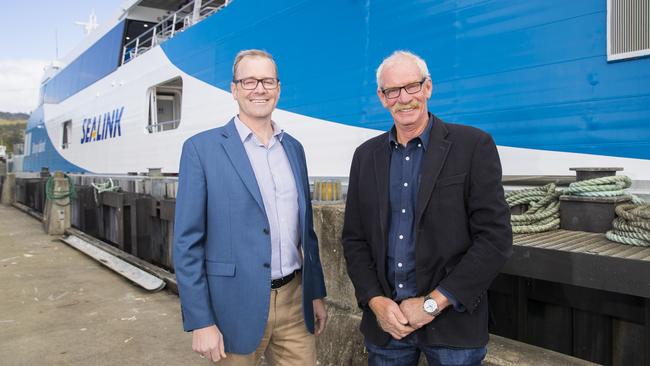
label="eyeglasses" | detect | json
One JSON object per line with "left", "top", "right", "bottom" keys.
{"left": 233, "top": 77, "right": 280, "bottom": 90}
{"left": 381, "top": 78, "right": 427, "bottom": 99}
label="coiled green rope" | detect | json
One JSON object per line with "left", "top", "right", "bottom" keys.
{"left": 506, "top": 175, "right": 645, "bottom": 235}
{"left": 45, "top": 175, "right": 75, "bottom": 206}
{"left": 506, "top": 183, "right": 562, "bottom": 234}
{"left": 605, "top": 204, "right": 650, "bottom": 246}
{"left": 564, "top": 175, "right": 644, "bottom": 204}
{"left": 563, "top": 175, "right": 649, "bottom": 246}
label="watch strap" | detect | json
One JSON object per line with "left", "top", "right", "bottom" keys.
{"left": 423, "top": 294, "right": 441, "bottom": 316}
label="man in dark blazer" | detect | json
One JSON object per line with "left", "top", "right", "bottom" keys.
{"left": 173, "top": 49, "right": 327, "bottom": 365}
{"left": 342, "top": 50, "right": 512, "bottom": 365}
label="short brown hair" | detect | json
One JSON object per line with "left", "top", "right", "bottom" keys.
{"left": 232, "top": 49, "right": 278, "bottom": 80}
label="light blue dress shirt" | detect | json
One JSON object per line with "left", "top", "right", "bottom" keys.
{"left": 234, "top": 116, "right": 302, "bottom": 280}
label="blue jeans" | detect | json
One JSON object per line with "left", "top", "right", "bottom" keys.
{"left": 365, "top": 336, "right": 487, "bottom": 366}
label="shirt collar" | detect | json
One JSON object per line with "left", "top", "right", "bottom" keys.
{"left": 234, "top": 115, "right": 284, "bottom": 143}
{"left": 387, "top": 115, "right": 434, "bottom": 151}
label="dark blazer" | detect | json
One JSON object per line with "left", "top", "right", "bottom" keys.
{"left": 342, "top": 114, "right": 512, "bottom": 348}
{"left": 173, "top": 119, "right": 327, "bottom": 354}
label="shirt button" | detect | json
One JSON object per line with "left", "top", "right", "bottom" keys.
{"left": 397, "top": 262, "right": 403, "bottom": 268}
{"left": 263, "top": 228, "right": 270, "bottom": 235}
{"left": 399, "top": 235, "right": 404, "bottom": 240}
{"left": 398, "top": 284, "right": 404, "bottom": 289}
{"left": 401, "top": 209, "right": 406, "bottom": 213}
{"left": 403, "top": 182, "right": 408, "bottom": 187}
{"left": 405, "top": 156, "right": 410, "bottom": 161}
{"left": 418, "top": 143, "right": 422, "bottom": 148}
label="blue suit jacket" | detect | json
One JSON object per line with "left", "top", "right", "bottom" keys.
{"left": 173, "top": 118, "right": 327, "bottom": 354}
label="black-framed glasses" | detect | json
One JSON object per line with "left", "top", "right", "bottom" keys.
{"left": 381, "top": 78, "right": 427, "bottom": 99}
{"left": 233, "top": 77, "right": 280, "bottom": 90}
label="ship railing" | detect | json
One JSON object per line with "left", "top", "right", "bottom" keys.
{"left": 121, "top": 0, "right": 230, "bottom": 65}
{"left": 146, "top": 119, "right": 181, "bottom": 133}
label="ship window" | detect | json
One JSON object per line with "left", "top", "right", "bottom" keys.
{"left": 147, "top": 77, "right": 182, "bottom": 133}
{"left": 62, "top": 120, "right": 72, "bottom": 149}
{"left": 607, "top": 0, "right": 650, "bottom": 61}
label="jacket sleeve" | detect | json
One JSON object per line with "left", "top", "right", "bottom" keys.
{"left": 438, "top": 132, "right": 513, "bottom": 313}
{"left": 341, "top": 148, "right": 385, "bottom": 309}
{"left": 172, "top": 139, "right": 215, "bottom": 331}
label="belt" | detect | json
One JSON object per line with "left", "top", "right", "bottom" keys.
{"left": 271, "top": 270, "right": 300, "bottom": 289}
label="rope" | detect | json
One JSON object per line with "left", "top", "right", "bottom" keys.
{"left": 506, "top": 183, "right": 562, "bottom": 234}
{"left": 605, "top": 204, "right": 650, "bottom": 246}
{"left": 506, "top": 175, "right": 644, "bottom": 235}
{"left": 564, "top": 175, "right": 644, "bottom": 204}
{"left": 91, "top": 178, "right": 121, "bottom": 204}
{"left": 91, "top": 178, "right": 120, "bottom": 194}
{"left": 563, "top": 175, "right": 649, "bottom": 246}
{"left": 45, "top": 175, "right": 76, "bottom": 206}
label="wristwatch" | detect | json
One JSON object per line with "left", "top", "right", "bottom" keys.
{"left": 423, "top": 294, "right": 441, "bottom": 316}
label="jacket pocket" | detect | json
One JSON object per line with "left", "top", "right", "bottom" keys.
{"left": 435, "top": 173, "right": 466, "bottom": 188}
{"left": 205, "top": 261, "right": 236, "bottom": 277}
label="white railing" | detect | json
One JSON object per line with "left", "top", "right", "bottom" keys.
{"left": 146, "top": 119, "right": 181, "bottom": 133}
{"left": 121, "top": 0, "right": 229, "bottom": 65}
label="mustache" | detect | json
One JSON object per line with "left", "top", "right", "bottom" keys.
{"left": 392, "top": 101, "right": 420, "bottom": 112}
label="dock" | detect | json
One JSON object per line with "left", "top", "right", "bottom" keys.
{"left": 0, "top": 204, "right": 194, "bottom": 365}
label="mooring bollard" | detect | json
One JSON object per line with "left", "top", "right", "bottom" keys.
{"left": 43, "top": 171, "right": 72, "bottom": 235}
{"left": 1, "top": 173, "right": 16, "bottom": 205}
{"left": 559, "top": 167, "right": 630, "bottom": 233}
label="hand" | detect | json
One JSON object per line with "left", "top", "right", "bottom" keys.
{"left": 400, "top": 290, "right": 451, "bottom": 329}
{"left": 313, "top": 298, "right": 328, "bottom": 336}
{"left": 399, "top": 297, "right": 434, "bottom": 329}
{"left": 192, "top": 325, "right": 227, "bottom": 363}
{"left": 368, "top": 296, "right": 415, "bottom": 340}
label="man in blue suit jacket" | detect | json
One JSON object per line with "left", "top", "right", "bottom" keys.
{"left": 173, "top": 49, "right": 328, "bottom": 365}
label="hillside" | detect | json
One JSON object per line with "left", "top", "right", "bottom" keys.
{"left": 0, "top": 112, "right": 28, "bottom": 154}
{"left": 0, "top": 119, "right": 27, "bottom": 126}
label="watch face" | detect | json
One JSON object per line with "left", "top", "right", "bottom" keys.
{"left": 424, "top": 299, "right": 438, "bottom": 313}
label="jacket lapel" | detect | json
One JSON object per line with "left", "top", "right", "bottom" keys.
{"left": 220, "top": 119, "right": 266, "bottom": 214}
{"left": 373, "top": 138, "right": 391, "bottom": 256}
{"left": 415, "top": 116, "right": 451, "bottom": 224}
{"left": 280, "top": 136, "right": 307, "bottom": 242}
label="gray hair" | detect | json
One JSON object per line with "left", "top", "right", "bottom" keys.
{"left": 376, "top": 50, "right": 430, "bottom": 88}
{"left": 232, "top": 49, "right": 278, "bottom": 80}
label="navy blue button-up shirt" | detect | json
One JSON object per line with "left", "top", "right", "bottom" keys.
{"left": 386, "top": 119, "right": 462, "bottom": 310}
{"left": 387, "top": 121, "right": 432, "bottom": 300}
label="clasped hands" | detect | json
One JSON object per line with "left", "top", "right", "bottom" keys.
{"left": 369, "top": 293, "right": 447, "bottom": 340}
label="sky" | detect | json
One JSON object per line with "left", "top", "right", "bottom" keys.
{"left": 0, "top": 1, "right": 123, "bottom": 114}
